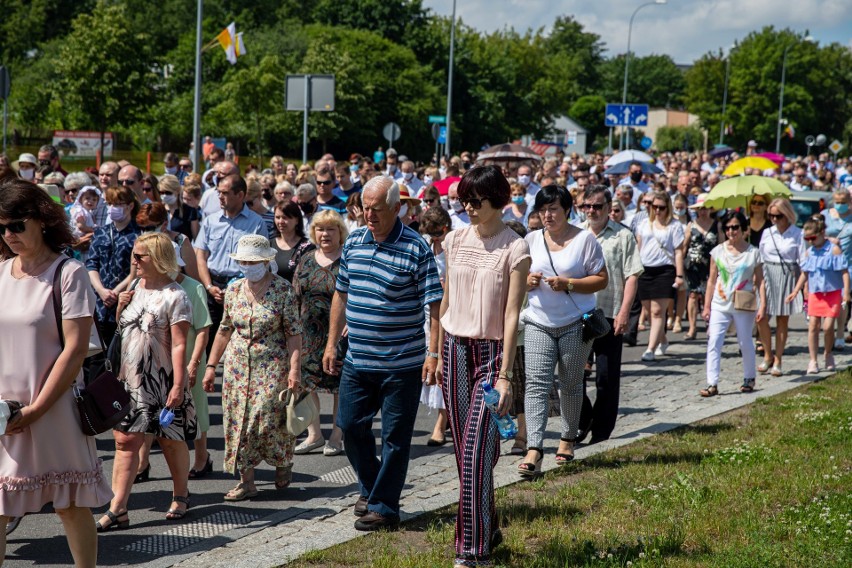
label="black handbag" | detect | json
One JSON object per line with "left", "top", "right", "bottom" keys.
{"left": 540, "top": 230, "right": 611, "bottom": 343}
{"left": 53, "top": 257, "right": 132, "bottom": 435}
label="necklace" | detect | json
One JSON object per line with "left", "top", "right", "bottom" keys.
{"left": 13, "top": 250, "right": 56, "bottom": 279}
{"left": 245, "top": 275, "right": 272, "bottom": 303}
{"left": 475, "top": 224, "right": 505, "bottom": 240}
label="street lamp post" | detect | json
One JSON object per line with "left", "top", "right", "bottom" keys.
{"left": 719, "top": 55, "right": 730, "bottom": 146}
{"left": 445, "top": 0, "right": 457, "bottom": 158}
{"left": 775, "top": 36, "right": 814, "bottom": 154}
{"left": 621, "top": 0, "right": 667, "bottom": 150}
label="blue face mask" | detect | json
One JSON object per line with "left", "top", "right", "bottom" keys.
{"left": 511, "top": 196, "right": 525, "bottom": 205}
{"left": 835, "top": 203, "right": 849, "bottom": 215}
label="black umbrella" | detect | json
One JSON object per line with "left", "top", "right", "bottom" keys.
{"left": 603, "top": 161, "right": 663, "bottom": 176}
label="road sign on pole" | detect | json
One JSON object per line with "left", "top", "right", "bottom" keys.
{"left": 437, "top": 126, "right": 447, "bottom": 145}
{"left": 604, "top": 103, "right": 649, "bottom": 127}
{"left": 286, "top": 74, "right": 336, "bottom": 164}
{"left": 428, "top": 115, "right": 446, "bottom": 124}
{"left": 829, "top": 140, "right": 843, "bottom": 158}
{"left": 383, "top": 122, "right": 401, "bottom": 148}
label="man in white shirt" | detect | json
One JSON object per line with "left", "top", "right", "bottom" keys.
{"left": 517, "top": 164, "right": 541, "bottom": 206}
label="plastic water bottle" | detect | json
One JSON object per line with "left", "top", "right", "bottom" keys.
{"left": 481, "top": 383, "right": 517, "bottom": 439}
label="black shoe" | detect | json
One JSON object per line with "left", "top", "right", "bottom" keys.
{"left": 5, "top": 515, "right": 23, "bottom": 536}
{"left": 588, "top": 435, "right": 608, "bottom": 445}
{"left": 354, "top": 511, "right": 400, "bottom": 531}
{"left": 491, "top": 528, "right": 503, "bottom": 549}
{"left": 189, "top": 454, "right": 213, "bottom": 480}
{"left": 575, "top": 428, "right": 590, "bottom": 444}
{"left": 354, "top": 496, "right": 369, "bottom": 517}
{"left": 134, "top": 464, "right": 150, "bottom": 484}
{"left": 623, "top": 335, "right": 637, "bottom": 347}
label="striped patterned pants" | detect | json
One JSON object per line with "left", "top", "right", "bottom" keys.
{"left": 524, "top": 319, "right": 591, "bottom": 449}
{"left": 441, "top": 333, "right": 502, "bottom": 567}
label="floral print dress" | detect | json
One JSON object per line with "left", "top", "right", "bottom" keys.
{"left": 220, "top": 276, "right": 302, "bottom": 474}
{"left": 116, "top": 282, "right": 196, "bottom": 440}
{"left": 685, "top": 223, "right": 719, "bottom": 294}
{"left": 294, "top": 251, "right": 340, "bottom": 393}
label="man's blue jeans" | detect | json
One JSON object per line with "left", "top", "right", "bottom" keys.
{"left": 336, "top": 361, "right": 422, "bottom": 519}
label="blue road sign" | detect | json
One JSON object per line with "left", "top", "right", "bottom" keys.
{"left": 605, "top": 103, "right": 650, "bottom": 127}
{"left": 437, "top": 126, "right": 447, "bottom": 144}
{"left": 641, "top": 136, "right": 653, "bottom": 149}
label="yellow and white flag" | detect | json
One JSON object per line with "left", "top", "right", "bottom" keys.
{"left": 216, "top": 22, "right": 238, "bottom": 65}
{"left": 236, "top": 32, "right": 246, "bottom": 57}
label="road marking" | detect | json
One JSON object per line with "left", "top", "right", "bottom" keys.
{"left": 320, "top": 466, "right": 358, "bottom": 485}
{"left": 123, "top": 510, "right": 260, "bottom": 555}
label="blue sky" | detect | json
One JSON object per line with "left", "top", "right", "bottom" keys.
{"left": 423, "top": 0, "right": 852, "bottom": 63}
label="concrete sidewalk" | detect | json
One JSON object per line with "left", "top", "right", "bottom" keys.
{"left": 162, "top": 315, "right": 841, "bottom": 568}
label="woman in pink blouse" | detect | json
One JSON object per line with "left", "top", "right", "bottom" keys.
{"left": 434, "top": 165, "right": 530, "bottom": 568}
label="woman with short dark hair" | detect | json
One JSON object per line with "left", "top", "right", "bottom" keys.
{"left": 0, "top": 174, "right": 112, "bottom": 563}
{"left": 271, "top": 201, "right": 315, "bottom": 282}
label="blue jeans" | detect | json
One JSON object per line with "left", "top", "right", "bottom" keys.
{"left": 336, "top": 362, "right": 422, "bottom": 519}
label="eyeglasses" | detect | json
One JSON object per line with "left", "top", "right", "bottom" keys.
{"left": 132, "top": 253, "right": 150, "bottom": 262}
{"left": 180, "top": 164, "right": 193, "bottom": 170}
{"left": 142, "top": 186, "right": 154, "bottom": 193}
{"left": 316, "top": 179, "right": 334, "bottom": 186}
{"left": 751, "top": 201, "right": 766, "bottom": 206}
{"left": 118, "top": 179, "right": 136, "bottom": 186}
{"left": 724, "top": 225, "right": 742, "bottom": 232}
{"left": 460, "top": 197, "right": 489, "bottom": 209}
{"left": 582, "top": 203, "right": 606, "bottom": 211}
{"left": 0, "top": 219, "right": 28, "bottom": 234}
{"left": 768, "top": 213, "right": 784, "bottom": 221}
{"left": 652, "top": 205, "right": 668, "bottom": 212}
{"left": 64, "top": 188, "right": 79, "bottom": 195}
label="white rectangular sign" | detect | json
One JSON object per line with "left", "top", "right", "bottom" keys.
{"left": 52, "top": 130, "right": 114, "bottom": 157}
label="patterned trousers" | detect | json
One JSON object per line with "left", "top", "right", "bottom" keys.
{"left": 524, "top": 319, "right": 592, "bottom": 449}
{"left": 442, "top": 333, "right": 502, "bottom": 567}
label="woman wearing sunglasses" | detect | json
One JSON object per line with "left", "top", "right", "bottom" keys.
{"left": 434, "top": 165, "right": 530, "bottom": 568}
{"left": 98, "top": 232, "right": 195, "bottom": 529}
{"left": 700, "top": 212, "right": 766, "bottom": 397}
{"left": 635, "top": 191, "right": 685, "bottom": 361}
{"left": 786, "top": 215, "right": 850, "bottom": 374}
{"left": 756, "top": 198, "right": 803, "bottom": 376}
{"left": 0, "top": 176, "right": 112, "bottom": 564}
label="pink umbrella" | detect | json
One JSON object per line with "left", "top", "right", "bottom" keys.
{"left": 755, "top": 152, "right": 785, "bottom": 165}
{"left": 432, "top": 176, "right": 461, "bottom": 196}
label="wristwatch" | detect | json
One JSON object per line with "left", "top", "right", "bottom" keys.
{"left": 566, "top": 278, "right": 574, "bottom": 292}
{"left": 498, "top": 370, "right": 514, "bottom": 379}
{"left": 426, "top": 351, "right": 439, "bottom": 359}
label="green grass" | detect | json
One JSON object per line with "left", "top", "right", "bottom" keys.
{"left": 285, "top": 373, "right": 852, "bottom": 567}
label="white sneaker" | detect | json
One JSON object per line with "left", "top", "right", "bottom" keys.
{"left": 641, "top": 350, "right": 655, "bottom": 362}
{"left": 833, "top": 338, "right": 845, "bottom": 351}
{"left": 654, "top": 343, "right": 669, "bottom": 357}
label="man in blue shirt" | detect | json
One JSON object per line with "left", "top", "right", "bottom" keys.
{"left": 194, "top": 174, "right": 268, "bottom": 352}
{"left": 323, "top": 176, "right": 443, "bottom": 531}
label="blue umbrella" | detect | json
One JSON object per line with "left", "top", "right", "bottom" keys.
{"left": 603, "top": 161, "right": 663, "bottom": 176}
{"left": 709, "top": 145, "right": 735, "bottom": 158}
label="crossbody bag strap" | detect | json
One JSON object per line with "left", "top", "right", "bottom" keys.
{"left": 539, "top": 229, "right": 582, "bottom": 312}
{"left": 53, "top": 256, "right": 110, "bottom": 353}
{"left": 651, "top": 222, "right": 676, "bottom": 264}
{"left": 767, "top": 228, "right": 790, "bottom": 275}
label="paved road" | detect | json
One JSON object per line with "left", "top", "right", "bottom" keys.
{"left": 3, "top": 315, "right": 842, "bottom": 567}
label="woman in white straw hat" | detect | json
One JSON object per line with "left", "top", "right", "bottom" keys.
{"left": 202, "top": 235, "right": 303, "bottom": 501}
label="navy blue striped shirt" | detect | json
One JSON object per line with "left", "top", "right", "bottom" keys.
{"left": 337, "top": 219, "right": 443, "bottom": 371}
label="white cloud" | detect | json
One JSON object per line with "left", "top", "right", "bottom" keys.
{"left": 423, "top": 0, "right": 852, "bottom": 62}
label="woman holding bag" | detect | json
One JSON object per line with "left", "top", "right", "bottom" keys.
{"left": 0, "top": 176, "right": 112, "bottom": 565}
{"left": 700, "top": 211, "right": 766, "bottom": 397}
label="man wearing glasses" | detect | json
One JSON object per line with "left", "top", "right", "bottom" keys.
{"left": 315, "top": 166, "right": 347, "bottom": 216}
{"left": 117, "top": 165, "right": 148, "bottom": 204}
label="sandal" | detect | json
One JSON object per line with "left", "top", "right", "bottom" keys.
{"left": 166, "top": 494, "right": 190, "bottom": 520}
{"left": 96, "top": 510, "right": 130, "bottom": 532}
{"left": 755, "top": 341, "right": 765, "bottom": 354}
{"left": 510, "top": 436, "right": 527, "bottom": 456}
{"left": 555, "top": 438, "right": 574, "bottom": 465}
{"left": 699, "top": 385, "right": 718, "bottom": 397}
{"left": 189, "top": 453, "right": 213, "bottom": 480}
{"left": 224, "top": 482, "right": 258, "bottom": 501}
{"left": 275, "top": 466, "right": 292, "bottom": 489}
{"left": 770, "top": 365, "right": 783, "bottom": 377}
{"left": 739, "top": 379, "right": 756, "bottom": 393}
{"left": 518, "top": 448, "right": 543, "bottom": 478}
{"left": 757, "top": 361, "right": 771, "bottom": 374}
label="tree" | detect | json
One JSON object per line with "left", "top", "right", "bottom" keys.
{"left": 56, "top": 1, "right": 155, "bottom": 150}
{"left": 683, "top": 51, "right": 728, "bottom": 144}
{"left": 655, "top": 125, "right": 704, "bottom": 152}
{"left": 598, "top": 54, "right": 686, "bottom": 109}
{"left": 543, "top": 15, "right": 605, "bottom": 102}
{"left": 569, "top": 95, "right": 607, "bottom": 149}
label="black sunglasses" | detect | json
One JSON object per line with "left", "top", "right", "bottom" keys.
{"left": 118, "top": 179, "right": 136, "bottom": 186}
{"left": 64, "top": 188, "right": 79, "bottom": 195}
{"left": 582, "top": 203, "right": 606, "bottom": 211}
{"left": 768, "top": 213, "right": 784, "bottom": 220}
{"left": 160, "top": 190, "right": 173, "bottom": 196}
{"left": 460, "top": 197, "right": 489, "bottom": 209}
{"left": 0, "top": 219, "right": 28, "bottom": 234}
{"left": 142, "top": 186, "right": 154, "bottom": 192}
{"left": 132, "top": 253, "right": 149, "bottom": 262}
{"left": 724, "top": 225, "right": 742, "bottom": 232}
{"left": 316, "top": 179, "right": 334, "bottom": 186}
{"left": 180, "top": 164, "right": 193, "bottom": 170}
{"left": 652, "top": 205, "right": 668, "bottom": 211}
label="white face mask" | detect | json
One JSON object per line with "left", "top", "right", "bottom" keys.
{"left": 161, "top": 194, "right": 178, "bottom": 206}
{"left": 517, "top": 174, "right": 531, "bottom": 187}
{"left": 450, "top": 199, "right": 464, "bottom": 213}
{"left": 403, "top": 172, "right": 414, "bottom": 181}
{"left": 674, "top": 207, "right": 686, "bottom": 217}
{"left": 19, "top": 168, "right": 34, "bottom": 181}
{"left": 398, "top": 203, "right": 409, "bottom": 218}
{"left": 239, "top": 262, "right": 268, "bottom": 282}
{"left": 423, "top": 175, "right": 433, "bottom": 185}
{"left": 108, "top": 205, "right": 126, "bottom": 222}
{"left": 164, "top": 166, "right": 178, "bottom": 175}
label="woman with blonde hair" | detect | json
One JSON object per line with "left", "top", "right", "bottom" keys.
{"left": 98, "top": 232, "right": 195, "bottom": 529}
{"left": 635, "top": 191, "right": 685, "bottom": 361}
{"left": 293, "top": 211, "right": 348, "bottom": 455}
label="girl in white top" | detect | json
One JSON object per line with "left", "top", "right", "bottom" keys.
{"left": 701, "top": 211, "right": 766, "bottom": 397}
{"left": 635, "top": 191, "right": 685, "bottom": 361}
{"left": 756, "top": 198, "right": 805, "bottom": 376}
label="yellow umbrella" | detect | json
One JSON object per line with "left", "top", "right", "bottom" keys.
{"left": 703, "top": 175, "right": 792, "bottom": 211}
{"left": 723, "top": 156, "right": 779, "bottom": 176}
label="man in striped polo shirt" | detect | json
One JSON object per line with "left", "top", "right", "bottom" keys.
{"left": 324, "top": 175, "right": 443, "bottom": 531}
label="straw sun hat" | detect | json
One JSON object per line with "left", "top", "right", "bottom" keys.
{"left": 229, "top": 235, "right": 276, "bottom": 262}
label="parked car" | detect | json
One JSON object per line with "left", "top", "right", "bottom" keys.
{"left": 789, "top": 191, "right": 834, "bottom": 227}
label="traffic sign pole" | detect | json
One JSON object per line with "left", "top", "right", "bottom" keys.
{"left": 302, "top": 75, "right": 311, "bottom": 164}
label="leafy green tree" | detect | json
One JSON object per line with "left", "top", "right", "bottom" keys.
{"left": 310, "top": 0, "right": 429, "bottom": 47}
{"left": 655, "top": 125, "right": 704, "bottom": 152}
{"left": 0, "top": 0, "right": 96, "bottom": 63}
{"left": 683, "top": 51, "right": 728, "bottom": 144}
{"left": 598, "top": 53, "right": 686, "bottom": 109}
{"left": 543, "top": 15, "right": 605, "bottom": 103}
{"left": 56, "top": 1, "right": 156, "bottom": 150}
{"left": 569, "top": 95, "right": 607, "bottom": 149}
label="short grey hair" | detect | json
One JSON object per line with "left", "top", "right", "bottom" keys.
{"left": 44, "top": 172, "right": 66, "bottom": 186}
{"left": 64, "top": 171, "right": 91, "bottom": 190}
{"left": 275, "top": 180, "right": 295, "bottom": 193}
{"left": 363, "top": 175, "right": 399, "bottom": 207}
{"left": 296, "top": 183, "right": 316, "bottom": 200}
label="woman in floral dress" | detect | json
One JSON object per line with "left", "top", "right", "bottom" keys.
{"left": 203, "top": 235, "right": 303, "bottom": 501}
{"left": 683, "top": 195, "right": 722, "bottom": 340}
{"left": 293, "top": 211, "right": 347, "bottom": 456}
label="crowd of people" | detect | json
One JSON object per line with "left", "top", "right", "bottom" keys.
{"left": 0, "top": 140, "right": 850, "bottom": 567}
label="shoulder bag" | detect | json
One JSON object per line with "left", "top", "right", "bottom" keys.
{"left": 540, "top": 230, "right": 610, "bottom": 342}
{"left": 279, "top": 388, "right": 318, "bottom": 438}
{"left": 53, "top": 257, "right": 132, "bottom": 436}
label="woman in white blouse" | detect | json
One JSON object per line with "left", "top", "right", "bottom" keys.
{"left": 757, "top": 198, "right": 804, "bottom": 376}
{"left": 635, "top": 191, "right": 685, "bottom": 361}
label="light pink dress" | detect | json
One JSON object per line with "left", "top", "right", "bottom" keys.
{"left": 0, "top": 256, "right": 113, "bottom": 516}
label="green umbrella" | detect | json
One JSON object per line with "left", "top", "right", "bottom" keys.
{"left": 703, "top": 175, "right": 792, "bottom": 211}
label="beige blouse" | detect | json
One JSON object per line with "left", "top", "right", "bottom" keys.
{"left": 440, "top": 225, "right": 530, "bottom": 340}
